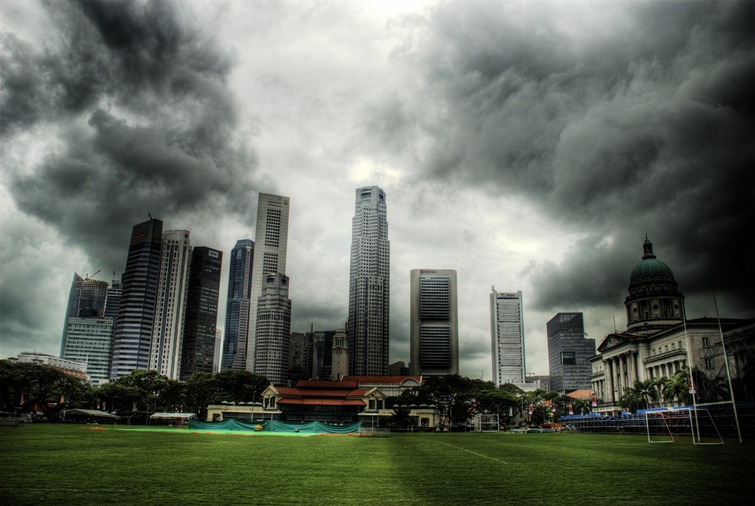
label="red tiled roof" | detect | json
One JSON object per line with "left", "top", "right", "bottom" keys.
{"left": 278, "top": 398, "right": 366, "bottom": 407}
{"left": 295, "top": 380, "right": 358, "bottom": 389}
{"left": 274, "top": 386, "right": 302, "bottom": 397}
{"left": 343, "top": 375, "right": 422, "bottom": 385}
{"left": 566, "top": 389, "right": 595, "bottom": 399}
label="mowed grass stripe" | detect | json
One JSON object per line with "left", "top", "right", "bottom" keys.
{"left": 1, "top": 425, "right": 754, "bottom": 505}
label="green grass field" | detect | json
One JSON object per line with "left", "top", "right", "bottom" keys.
{"left": 1, "top": 425, "right": 752, "bottom": 505}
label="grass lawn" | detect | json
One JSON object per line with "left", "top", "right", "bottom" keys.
{"left": 1, "top": 424, "right": 753, "bottom": 505}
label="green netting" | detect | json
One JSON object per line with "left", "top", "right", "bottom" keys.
{"left": 188, "top": 419, "right": 361, "bottom": 434}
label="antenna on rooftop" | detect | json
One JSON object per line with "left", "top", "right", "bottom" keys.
{"left": 148, "top": 212, "right": 153, "bottom": 220}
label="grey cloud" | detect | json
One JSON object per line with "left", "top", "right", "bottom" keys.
{"left": 2, "top": 0, "right": 257, "bottom": 275}
{"left": 387, "top": 0, "right": 754, "bottom": 316}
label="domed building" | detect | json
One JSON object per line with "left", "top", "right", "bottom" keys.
{"left": 589, "top": 237, "right": 754, "bottom": 414}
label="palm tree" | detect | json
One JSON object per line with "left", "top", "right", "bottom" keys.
{"left": 621, "top": 379, "right": 658, "bottom": 412}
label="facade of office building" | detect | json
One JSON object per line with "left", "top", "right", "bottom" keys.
{"left": 546, "top": 312, "right": 595, "bottom": 393}
{"left": 222, "top": 239, "right": 254, "bottom": 370}
{"left": 347, "top": 186, "right": 390, "bottom": 375}
{"left": 410, "top": 269, "right": 459, "bottom": 376}
{"left": 62, "top": 317, "right": 115, "bottom": 386}
{"left": 490, "top": 288, "right": 526, "bottom": 386}
{"left": 180, "top": 246, "right": 223, "bottom": 380}
{"left": 247, "top": 194, "right": 290, "bottom": 371}
{"left": 60, "top": 273, "right": 109, "bottom": 357}
{"left": 253, "top": 273, "right": 292, "bottom": 384}
{"left": 104, "top": 277, "right": 122, "bottom": 319}
{"left": 111, "top": 218, "right": 163, "bottom": 380}
{"left": 149, "top": 230, "right": 192, "bottom": 380}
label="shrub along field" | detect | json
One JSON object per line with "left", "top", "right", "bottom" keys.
{"left": 1, "top": 424, "right": 752, "bottom": 505}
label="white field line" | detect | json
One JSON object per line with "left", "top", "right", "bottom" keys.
{"left": 436, "top": 441, "right": 508, "bottom": 464}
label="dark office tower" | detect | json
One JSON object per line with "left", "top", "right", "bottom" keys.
{"left": 547, "top": 312, "right": 595, "bottom": 394}
{"left": 180, "top": 247, "right": 223, "bottom": 380}
{"left": 104, "top": 275, "right": 122, "bottom": 319}
{"left": 347, "top": 186, "right": 390, "bottom": 375}
{"left": 410, "top": 269, "right": 459, "bottom": 376}
{"left": 253, "top": 273, "right": 291, "bottom": 385}
{"left": 221, "top": 239, "right": 254, "bottom": 370}
{"left": 110, "top": 218, "right": 163, "bottom": 380}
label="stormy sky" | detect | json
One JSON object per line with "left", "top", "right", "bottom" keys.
{"left": 1, "top": 0, "right": 753, "bottom": 380}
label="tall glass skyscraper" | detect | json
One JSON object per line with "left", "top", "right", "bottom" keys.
{"left": 547, "top": 312, "right": 595, "bottom": 394}
{"left": 222, "top": 239, "right": 254, "bottom": 370}
{"left": 490, "top": 288, "right": 525, "bottom": 387}
{"left": 247, "top": 193, "right": 290, "bottom": 372}
{"left": 410, "top": 269, "right": 458, "bottom": 376}
{"left": 347, "top": 186, "right": 390, "bottom": 375}
{"left": 180, "top": 246, "right": 223, "bottom": 380}
{"left": 149, "top": 229, "right": 192, "bottom": 380}
{"left": 111, "top": 218, "right": 163, "bottom": 380}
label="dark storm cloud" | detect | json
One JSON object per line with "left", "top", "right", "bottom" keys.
{"left": 1, "top": 0, "right": 256, "bottom": 271}
{"left": 391, "top": 0, "right": 755, "bottom": 316}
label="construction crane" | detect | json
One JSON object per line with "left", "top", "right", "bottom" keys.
{"left": 85, "top": 270, "right": 101, "bottom": 280}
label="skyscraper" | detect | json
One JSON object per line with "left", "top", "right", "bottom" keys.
{"left": 60, "top": 273, "right": 109, "bottom": 355}
{"left": 60, "top": 272, "right": 114, "bottom": 386}
{"left": 347, "top": 186, "right": 390, "bottom": 375}
{"left": 490, "top": 288, "right": 525, "bottom": 387}
{"left": 180, "top": 246, "right": 223, "bottom": 380}
{"left": 546, "top": 312, "right": 595, "bottom": 394}
{"left": 111, "top": 218, "right": 163, "bottom": 380}
{"left": 410, "top": 269, "right": 459, "bottom": 376}
{"left": 247, "top": 193, "right": 290, "bottom": 372}
{"left": 149, "top": 229, "right": 192, "bottom": 380}
{"left": 222, "top": 239, "right": 254, "bottom": 371}
{"left": 253, "top": 273, "right": 292, "bottom": 384}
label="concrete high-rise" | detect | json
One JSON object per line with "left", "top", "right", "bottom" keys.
{"left": 410, "top": 269, "right": 458, "bottom": 376}
{"left": 60, "top": 273, "right": 115, "bottom": 386}
{"left": 546, "top": 312, "right": 595, "bottom": 394}
{"left": 60, "top": 273, "right": 109, "bottom": 356}
{"left": 247, "top": 193, "right": 290, "bottom": 372}
{"left": 347, "top": 186, "right": 390, "bottom": 375}
{"left": 490, "top": 288, "right": 526, "bottom": 387}
{"left": 111, "top": 218, "right": 163, "bottom": 380}
{"left": 253, "top": 273, "right": 292, "bottom": 384}
{"left": 221, "top": 239, "right": 254, "bottom": 370}
{"left": 149, "top": 230, "right": 192, "bottom": 380}
{"left": 180, "top": 246, "right": 223, "bottom": 380}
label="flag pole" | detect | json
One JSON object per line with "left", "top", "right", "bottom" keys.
{"left": 713, "top": 289, "right": 742, "bottom": 444}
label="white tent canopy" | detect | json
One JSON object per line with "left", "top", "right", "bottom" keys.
{"left": 62, "top": 409, "right": 119, "bottom": 419}
{"left": 149, "top": 412, "right": 196, "bottom": 420}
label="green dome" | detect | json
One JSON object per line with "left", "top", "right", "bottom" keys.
{"left": 629, "top": 237, "right": 675, "bottom": 286}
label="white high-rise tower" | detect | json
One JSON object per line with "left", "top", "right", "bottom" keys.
{"left": 490, "top": 288, "right": 526, "bottom": 387}
{"left": 149, "top": 230, "right": 192, "bottom": 380}
{"left": 247, "top": 193, "right": 290, "bottom": 372}
{"left": 347, "top": 186, "right": 390, "bottom": 375}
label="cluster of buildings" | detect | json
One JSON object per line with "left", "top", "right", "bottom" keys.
{"left": 20, "top": 183, "right": 751, "bottom": 420}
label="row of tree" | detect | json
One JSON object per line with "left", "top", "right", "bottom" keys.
{"left": 0, "top": 360, "right": 268, "bottom": 420}
{"left": 3, "top": 359, "right": 729, "bottom": 426}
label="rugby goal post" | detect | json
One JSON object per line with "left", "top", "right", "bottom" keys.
{"left": 644, "top": 407, "right": 723, "bottom": 445}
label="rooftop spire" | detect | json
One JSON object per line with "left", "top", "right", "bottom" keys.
{"left": 642, "top": 235, "right": 655, "bottom": 259}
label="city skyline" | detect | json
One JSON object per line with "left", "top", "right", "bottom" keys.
{"left": 1, "top": 1, "right": 752, "bottom": 380}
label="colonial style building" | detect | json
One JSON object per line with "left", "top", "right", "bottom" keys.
{"left": 205, "top": 376, "right": 435, "bottom": 428}
{"left": 590, "top": 237, "right": 753, "bottom": 413}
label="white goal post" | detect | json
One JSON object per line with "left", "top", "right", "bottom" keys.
{"left": 644, "top": 407, "right": 724, "bottom": 445}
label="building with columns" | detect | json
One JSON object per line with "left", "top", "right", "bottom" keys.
{"left": 590, "top": 236, "right": 753, "bottom": 413}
